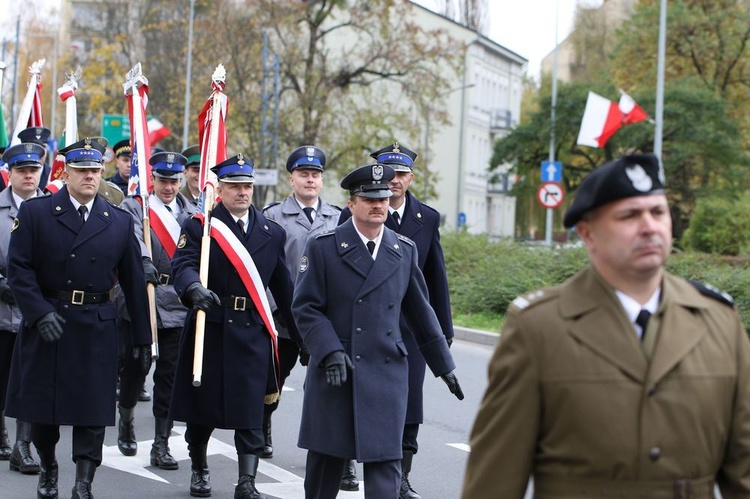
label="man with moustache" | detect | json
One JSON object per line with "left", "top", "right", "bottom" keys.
{"left": 462, "top": 153, "right": 750, "bottom": 499}
{"left": 0, "top": 143, "right": 46, "bottom": 476}
{"left": 293, "top": 163, "right": 463, "bottom": 499}
{"left": 338, "top": 143, "right": 453, "bottom": 497}
{"left": 171, "top": 154, "right": 300, "bottom": 499}
{"left": 260, "top": 145, "right": 340, "bottom": 459}
{"left": 115, "top": 151, "right": 198, "bottom": 469}
{"left": 5, "top": 137, "right": 151, "bottom": 499}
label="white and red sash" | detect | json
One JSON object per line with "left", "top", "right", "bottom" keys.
{"left": 148, "top": 196, "right": 181, "bottom": 259}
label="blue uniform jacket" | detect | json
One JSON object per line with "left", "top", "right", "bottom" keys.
{"left": 292, "top": 219, "right": 454, "bottom": 462}
{"left": 5, "top": 186, "right": 150, "bottom": 426}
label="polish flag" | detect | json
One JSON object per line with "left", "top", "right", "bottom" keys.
{"left": 577, "top": 91, "right": 624, "bottom": 148}
{"left": 147, "top": 117, "right": 171, "bottom": 145}
{"left": 619, "top": 90, "right": 649, "bottom": 125}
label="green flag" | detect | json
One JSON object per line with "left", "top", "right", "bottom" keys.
{"left": 0, "top": 101, "right": 8, "bottom": 149}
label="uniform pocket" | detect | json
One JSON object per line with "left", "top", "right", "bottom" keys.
{"left": 396, "top": 340, "right": 408, "bottom": 357}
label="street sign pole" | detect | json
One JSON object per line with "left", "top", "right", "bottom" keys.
{"left": 546, "top": 0, "right": 561, "bottom": 246}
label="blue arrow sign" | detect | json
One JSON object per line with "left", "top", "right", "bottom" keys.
{"left": 541, "top": 161, "right": 563, "bottom": 183}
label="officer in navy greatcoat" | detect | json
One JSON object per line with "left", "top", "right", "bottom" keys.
{"left": 0, "top": 143, "right": 46, "bottom": 475}
{"left": 338, "top": 143, "right": 453, "bottom": 497}
{"left": 116, "top": 151, "right": 198, "bottom": 468}
{"left": 260, "top": 145, "right": 341, "bottom": 459}
{"left": 5, "top": 137, "right": 152, "bottom": 499}
{"left": 293, "top": 163, "right": 463, "bottom": 499}
{"left": 171, "top": 154, "right": 300, "bottom": 499}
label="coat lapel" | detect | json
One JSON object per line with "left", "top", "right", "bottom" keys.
{"left": 337, "top": 220, "right": 372, "bottom": 280}
{"left": 397, "top": 192, "right": 424, "bottom": 238}
{"left": 244, "top": 206, "right": 272, "bottom": 253}
{"left": 71, "top": 195, "right": 113, "bottom": 250}
{"left": 356, "top": 228, "right": 401, "bottom": 299}
{"left": 52, "top": 187, "right": 86, "bottom": 236}
{"left": 560, "top": 266, "right": 647, "bottom": 383}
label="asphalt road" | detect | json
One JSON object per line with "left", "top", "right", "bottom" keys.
{"left": 1, "top": 339, "right": 497, "bottom": 498}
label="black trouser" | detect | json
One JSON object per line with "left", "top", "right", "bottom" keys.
{"left": 403, "top": 422, "right": 420, "bottom": 455}
{"left": 150, "top": 327, "right": 181, "bottom": 418}
{"left": 264, "top": 337, "right": 299, "bottom": 413}
{"left": 0, "top": 330, "right": 15, "bottom": 411}
{"left": 305, "top": 450, "right": 400, "bottom": 499}
{"left": 186, "top": 424, "right": 264, "bottom": 455}
{"left": 31, "top": 424, "right": 105, "bottom": 465}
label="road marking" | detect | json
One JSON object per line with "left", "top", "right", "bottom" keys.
{"left": 447, "top": 443, "right": 470, "bottom": 453}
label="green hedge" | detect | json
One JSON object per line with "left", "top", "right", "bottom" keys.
{"left": 442, "top": 232, "right": 750, "bottom": 328}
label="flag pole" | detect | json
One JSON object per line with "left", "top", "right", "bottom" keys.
{"left": 545, "top": 0, "right": 560, "bottom": 246}
{"left": 124, "top": 62, "right": 159, "bottom": 360}
{"left": 653, "top": 0, "right": 667, "bottom": 179}
{"left": 192, "top": 64, "right": 226, "bottom": 387}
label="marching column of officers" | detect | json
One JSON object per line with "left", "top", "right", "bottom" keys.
{"left": 0, "top": 129, "right": 462, "bottom": 499}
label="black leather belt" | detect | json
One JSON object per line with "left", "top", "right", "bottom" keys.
{"left": 43, "top": 288, "right": 110, "bottom": 305}
{"left": 220, "top": 296, "right": 250, "bottom": 311}
{"left": 159, "top": 273, "right": 172, "bottom": 285}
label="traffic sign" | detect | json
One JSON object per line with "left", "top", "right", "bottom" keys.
{"left": 541, "top": 160, "right": 563, "bottom": 183}
{"left": 253, "top": 168, "right": 279, "bottom": 186}
{"left": 537, "top": 182, "right": 565, "bottom": 209}
{"left": 101, "top": 114, "right": 131, "bottom": 146}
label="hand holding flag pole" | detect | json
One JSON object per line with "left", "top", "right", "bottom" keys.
{"left": 192, "top": 63, "right": 228, "bottom": 387}
{"left": 123, "top": 63, "right": 159, "bottom": 360}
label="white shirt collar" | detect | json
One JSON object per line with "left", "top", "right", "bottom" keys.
{"left": 389, "top": 201, "right": 406, "bottom": 221}
{"left": 69, "top": 195, "right": 95, "bottom": 219}
{"left": 615, "top": 288, "right": 661, "bottom": 339}
{"left": 351, "top": 219, "right": 383, "bottom": 260}
{"left": 11, "top": 190, "right": 35, "bottom": 209}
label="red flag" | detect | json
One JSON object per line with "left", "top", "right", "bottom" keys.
{"left": 28, "top": 80, "right": 43, "bottom": 128}
{"left": 197, "top": 78, "right": 229, "bottom": 192}
{"left": 126, "top": 84, "right": 152, "bottom": 196}
{"left": 619, "top": 90, "right": 649, "bottom": 125}
{"left": 147, "top": 118, "right": 171, "bottom": 145}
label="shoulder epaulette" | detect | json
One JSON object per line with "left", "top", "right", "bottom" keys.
{"left": 106, "top": 180, "right": 122, "bottom": 191}
{"left": 329, "top": 204, "right": 342, "bottom": 212}
{"left": 266, "top": 217, "right": 283, "bottom": 228}
{"left": 509, "top": 289, "right": 556, "bottom": 312}
{"left": 316, "top": 230, "right": 335, "bottom": 239}
{"left": 262, "top": 201, "right": 280, "bottom": 212}
{"left": 396, "top": 234, "right": 415, "bottom": 246}
{"left": 689, "top": 280, "right": 735, "bottom": 307}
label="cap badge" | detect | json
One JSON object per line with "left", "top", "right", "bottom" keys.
{"left": 24, "top": 143, "right": 34, "bottom": 152}
{"left": 392, "top": 142, "right": 400, "bottom": 153}
{"left": 306, "top": 146, "right": 315, "bottom": 157}
{"left": 372, "top": 164, "right": 384, "bottom": 181}
{"left": 625, "top": 164, "right": 653, "bottom": 192}
{"left": 166, "top": 153, "right": 175, "bottom": 164}
{"left": 84, "top": 138, "right": 92, "bottom": 149}
{"left": 237, "top": 153, "right": 245, "bottom": 166}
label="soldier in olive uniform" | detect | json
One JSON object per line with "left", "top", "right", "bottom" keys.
{"left": 180, "top": 145, "right": 201, "bottom": 205}
{"left": 463, "top": 153, "right": 750, "bottom": 499}
{"left": 260, "top": 145, "right": 340, "bottom": 459}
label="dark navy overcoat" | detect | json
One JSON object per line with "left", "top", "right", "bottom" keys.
{"left": 339, "top": 190, "right": 453, "bottom": 423}
{"left": 5, "top": 186, "right": 150, "bottom": 426}
{"left": 170, "top": 202, "right": 298, "bottom": 430}
{"left": 292, "top": 219, "right": 454, "bottom": 462}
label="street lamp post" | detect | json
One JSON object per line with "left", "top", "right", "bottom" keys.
{"left": 423, "top": 83, "right": 475, "bottom": 201}
{"left": 182, "top": 0, "right": 196, "bottom": 150}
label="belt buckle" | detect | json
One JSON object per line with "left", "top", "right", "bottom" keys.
{"left": 233, "top": 296, "right": 246, "bottom": 312}
{"left": 71, "top": 290, "right": 85, "bottom": 305}
{"left": 159, "top": 273, "right": 170, "bottom": 285}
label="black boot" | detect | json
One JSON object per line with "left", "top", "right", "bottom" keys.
{"left": 71, "top": 459, "right": 96, "bottom": 499}
{"left": 9, "top": 420, "right": 40, "bottom": 474}
{"left": 36, "top": 447, "right": 58, "bottom": 499}
{"left": 234, "top": 454, "right": 265, "bottom": 499}
{"left": 189, "top": 444, "right": 211, "bottom": 497}
{"left": 117, "top": 405, "right": 137, "bottom": 456}
{"left": 260, "top": 411, "right": 273, "bottom": 459}
{"left": 139, "top": 384, "right": 151, "bottom": 402}
{"left": 0, "top": 411, "right": 11, "bottom": 460}
{"left": 339, "top": 459, "right": 359, "bottom": 491}
{"left": 150, "top": 418, "right": 178, "bottom": 470}
{"left": 399, "top": 451, "right": 421, "bottom": 499}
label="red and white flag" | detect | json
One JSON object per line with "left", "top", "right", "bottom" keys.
{"left": 197, "top": 76, "right": 228, "bottom": 192}
{"left": 10, "top": 59, "right": 46, "bottom": 146}
{"left": 147, "top": 117, "right": 171, "bottom": 145}
{"left": 619, "top": 90, "right": 649, "bottom": 125}
{"left": 126, "top": 83, "right": 153, "bottom": 197}
{"left": 577, "top": 91, "right": 650, "bottom": 148}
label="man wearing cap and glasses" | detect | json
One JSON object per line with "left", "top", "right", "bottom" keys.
{"left": 260, "top": 145, "right": 341, "bottom": 459}
{"left": 338, "top": 142, "right": 453, "bottom": 497}
{"left": 115, "top": 151, "right": 198, "bottom": 469}
{"left": 0, "top": 142, "right": 47, "bottom": 476}
{"left": 4, "top": 137, "right": 151, "bottom": 499}
{"left": 293, "top": 163, "right": 463, "bottom": 499}
{"left": 171, "top": 154, "right": 300, "bottom": 499}
{"left": 462, "top": 153, "right": 750, "bottom": 498}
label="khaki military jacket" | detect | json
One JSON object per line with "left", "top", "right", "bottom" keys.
{"left": 462, "top": 265, "right": 750, "bottom": 499}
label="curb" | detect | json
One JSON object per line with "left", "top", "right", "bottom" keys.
{"left": 454, "top": 326, "right": 499, "bottom": 346}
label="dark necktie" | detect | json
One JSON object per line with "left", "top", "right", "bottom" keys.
{"left": 237, "top": 219, "right": 245, "bottom": 236}
{"left": 78, "top": 205, "right": 88, "bottom": 222}
{"left": 165, "top": 205, "right": 175, "bottom": 217}
{"left": 636, "top": 309, "right": 651, "bottom": 342}
{"left": 366, "top": 240, "right": 376, "bottom": 256}
{"left": 303, "top": 207, "right": 314, "bottom": 224}
{"left": 393, "top": 212, "right": 401, "bottom": 226}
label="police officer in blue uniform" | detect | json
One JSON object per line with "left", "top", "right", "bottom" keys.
{"left": 116, "top": 151, "right": 198, "bottom": 468}
{"left": 171, "top": 154, "right": 300, "bottom": 499}
{"left": 338, "top": 143, "right": 453, "bottom": 497}
{"left": 17, "top": 126, "right": 52, "bottom": 190}
{"left": 294, "top": 163, "right": 463, "bottom": 499}
{"left": 4, "top": 137, "right": 152, "bottom": 499}
{"left": 0, "top": 143, "right": 46, "bottom": 476}
{"left": 260, "top": 145, "right": 341, "bottom": 458}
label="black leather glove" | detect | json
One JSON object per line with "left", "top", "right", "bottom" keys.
{"left": 36, "top": 312, "right": 66, "bottom": 343}
{"left": 447, "top": 337, "right": 453, "bottom": 348}
{"left": 440, "top": 371, "right": 464, "bottom": 400}
{"left": 323, "top": 350, "right": 353, "bottom": 387}
{"left": 0, "top": 278, "right": 15, "bottom": 306}
{"left": 186, "top": 282, "right": 221, "bottom": 312}
{"left": 298, "top": 343, "right": 310, "bottom": 367}
{"left": 133, "top": 345, "right": 152, "bottom": 376}
{"left": 142, "top": 257, "right": 160, "bottom": 286}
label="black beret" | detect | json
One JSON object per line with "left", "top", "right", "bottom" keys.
{"left": 563, "top": 153, "right": 665, "bottom": 228}
{"left": 340, "top": 164, "right": 395, "bottom": 199}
